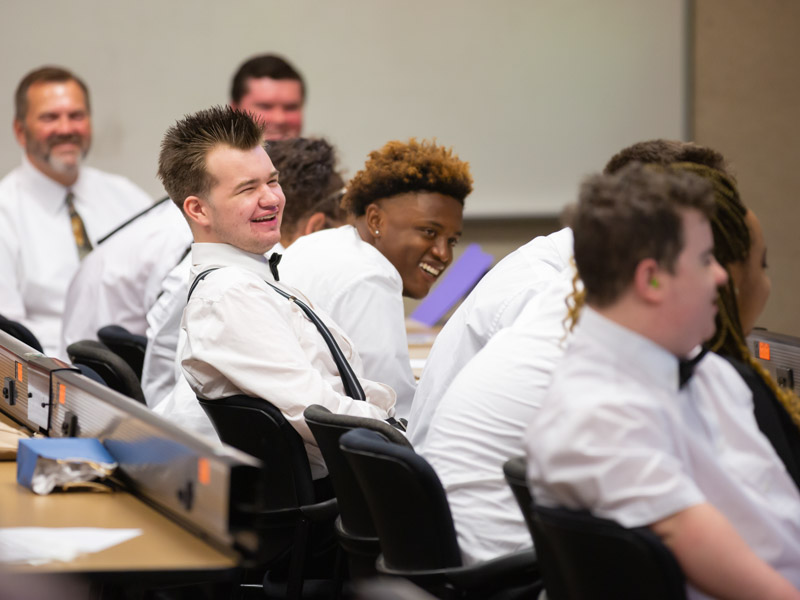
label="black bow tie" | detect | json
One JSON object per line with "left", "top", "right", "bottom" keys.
{"left": 678, "top": 347, "right": 709, "bottom": 389}
{"left": 269, "top": 252, "right": 282, "bottom": 281}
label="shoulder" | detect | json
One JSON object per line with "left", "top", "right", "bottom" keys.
{"left": 283, "top": 226, "right": 398, "bottom": 290}
{"left": 82, "top": 167, "right": 152, "bottom": 203}
{"left": 0, "top": 166, "right": 23, "bottom": 207}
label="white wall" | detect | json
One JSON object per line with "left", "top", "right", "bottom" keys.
{"left": 0, "top": 0, "right": 687, "bottom": 216}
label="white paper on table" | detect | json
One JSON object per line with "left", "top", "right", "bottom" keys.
{"left": 0, "top": 527, "right": 142, "bottom": 565}
{"left": 27, "top": 386, "right": 50, "bottom": 430}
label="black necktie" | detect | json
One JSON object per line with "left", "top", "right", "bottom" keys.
{"left": 678, "top": 347, "right": 709, "bottom": 389}
{"left": 269, "top": 252, "right": 282, "bottom": 281}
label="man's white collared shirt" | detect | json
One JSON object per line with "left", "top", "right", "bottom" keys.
{"left": 168, "top": 242, "right": 396, "bottom": 479}
{"left": 526, "top": 307, "right": 800, "bottom": 598}
{"left": 408, "top": 227, "right": 574, "bottom": 445}
{"left": 422, "top": 270, "right": 574, "bottom": 564}
{"left": 60, "top": 199, "right": 192, "bottom": 354}
{"left": 281, "top": 225, "right": 416, "bottom": 417}
{"left": 0, "top": 156, "right": 152, "bottom": 356}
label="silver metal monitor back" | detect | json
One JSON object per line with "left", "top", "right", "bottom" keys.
{"left": 747, "top": 328, "right": 800, "bottom": 393}
{"left": 0, "top": 330, "right": 264, "bottom": 560}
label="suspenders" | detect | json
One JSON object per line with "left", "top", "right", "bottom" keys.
{"left": 188, "top": 267, "right": 367, "bottom": 401}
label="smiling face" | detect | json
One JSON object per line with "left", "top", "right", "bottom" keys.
{"left": 365, "top": 192, "right": 463, "bottom": 299}
{"left": 190, "top": 144, "right": 285, "bottom": 254}
{"left": 233, "top": 77, "right": 303, "bottom": 141}
{"left": 13, "top": 79, "right": 92, "bottom": 186}
{"left": 729, "top": 210, "right": 771, "bottom": 335}
{"left": 658, "top": 208, "right": 729, "bottom": 355}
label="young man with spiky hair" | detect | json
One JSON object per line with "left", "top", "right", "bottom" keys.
{"left": 155, "top": 106, "right": 395, "bottom": 477}
{"left": 526, "top": 163, "right": 800, "bottom": 599}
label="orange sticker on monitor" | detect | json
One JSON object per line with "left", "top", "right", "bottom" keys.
{"left": 758, "top": 341, "right": 771, "bottom": 361}
{"left": 15, "top": 362, "right": 22, "bottom": 381}
{"left": 58, "top": 383, "right": 66, "bottom": 404}
{"left": 198, "top": 458, "right": 211, "bottom": 485}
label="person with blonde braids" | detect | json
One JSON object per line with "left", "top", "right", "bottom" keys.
{"left": 281, "top": 138, "right": 470, "bottom": 417}
{"left": 668, "top": 162, "right": 800, "bottom": 489}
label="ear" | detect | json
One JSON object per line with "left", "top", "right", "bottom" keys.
{"left": 364, "top": 203, "right": 384, "bottom": 240}
{"left": 302, "top": 211, "right": 328, "bottom": 236}
{"left": 183, "top": 195, "right": 211, "bottom": 229}
{"left": 12, "top": 119, "right": 26, "bottom": 148}
{"left": 633, "top": 258, "right": 664, "bottom": 304}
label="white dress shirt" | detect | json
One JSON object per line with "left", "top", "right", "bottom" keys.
{"left": 526, "top": 307, "right": 800, "bottom": 598}
{"left": 408, "top": 227, "right": 574, "bottom": 445}
{"left": 141, "top": 244, "right": 285, "bottom": 409}
{"left": 422, "top": 270, "right": 574, "bottom": 564}
{"left": 60, "top": 199, "right": 192, "bottom": 354}
{"left": 167, "top": 242, "right": 396, "bottom": 479}
{"left": 0, "top": 156, "right": 152, "bottom": 357}
{"left": 281, "top": 225, "right": 417, "bottom": 417}
{"left": 141, "top": 253, "right": 192, "bottom": 409}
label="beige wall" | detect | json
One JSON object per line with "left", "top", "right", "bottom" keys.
{"left": 694, "top": 0, "right": 800, "bottom": 335}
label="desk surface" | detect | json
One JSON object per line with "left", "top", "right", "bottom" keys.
{"left": 0, "top": 462, "right": 236, "bottom": 575}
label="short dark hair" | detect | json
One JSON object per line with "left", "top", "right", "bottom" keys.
{"left": 572, "top": 162, "right": 715, "bottom": 307}
{"left": 603, "top": 139, "right": 729, "bottom": 176}
{"left": 15, "top": 66, "right": 90, "bottom": 122}
{"left": 230, "top": 54, "right": 306, "bottom": 104}
{"left": 266, "top": 137, "right": 346, "bottom": 234}
{"left": 343, "top": 138, "right": 473, "bottom": 217}
{"left": 158, "top": 106, "right": 263, "bottom": 209}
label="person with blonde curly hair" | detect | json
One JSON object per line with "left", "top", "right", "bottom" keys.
{"left": 281, "top": 138, "right": 471, "bottom": 416}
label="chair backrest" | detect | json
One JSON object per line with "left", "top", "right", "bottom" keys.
{"left": 66, "top": 340, "right": 146, "bottom": 404}
{"left": 502, "top": 456, "right": 540, "bottom": 539}
{"left": 303, "top": 404, "right": 411, "bottom": 538}
{"left": 503, "top": 457, "right": 686, "bottom": 600}
{"left": 97, "top": 325, "right": 147, "bottom": 380}
{"left": 339, "top": 428, "right": 462, "bottom": 572}
{"left": 198, "top": 395, "right": 316, "bottom": 509}
{"left": 0, "top": 314, "right": 43, "bottom": 353}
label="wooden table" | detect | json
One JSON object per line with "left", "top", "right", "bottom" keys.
{"left": 0, "top": 457, "right": 236, "bottom": 587}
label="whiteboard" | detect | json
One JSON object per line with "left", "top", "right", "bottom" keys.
{"left": 0, "top": 0, "right": 688, "bottom": 217}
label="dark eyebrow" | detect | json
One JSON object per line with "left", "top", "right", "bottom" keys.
{"left": 269, "top": 170, "right": 279, "bottom": 180}
{"left": 233, "top": 178, "right": 259, "bottom": 193}
{"left": 422, "top": 220, "right": 462, "bottom": 236}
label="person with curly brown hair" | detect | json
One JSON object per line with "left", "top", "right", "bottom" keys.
{"left": 281, "top": 138, "right": 471, "bottom": 416}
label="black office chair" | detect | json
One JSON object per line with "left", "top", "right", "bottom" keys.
{"left": 339, "top": 428, "right": 540, "bottom": 599}
{"left": 198, "top": 395, "right": 340, "bottom": 599}
{"left": 0, "top": 314, "right": 44, "bottom": 353}
{"left": 66, "top": 340, "right": 146, "bottom": 404}
{"left": 97, "top": 324, "right": 147, "bottom": 380}
{"left": 303, "top": 404, "right": 412, "bottom": 580}
{"left": 502, "top": 456, "right": 687, "bottom": 600}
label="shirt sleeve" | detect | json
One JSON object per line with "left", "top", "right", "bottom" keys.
{"left": 0, "top": 213, "right": 26, "bottom": 323}
{"left": 181, "top": 276, "right": 395, "bottom": 444}
{"left": 528, "top": 397, "right": 705, "bottom": 528}
{"left": 327, "top": 272, "right": 417, "bottom": 418}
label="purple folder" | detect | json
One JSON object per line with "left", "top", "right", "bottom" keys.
{"left": 410, "top": 243, "right": 494, "bottom": 327}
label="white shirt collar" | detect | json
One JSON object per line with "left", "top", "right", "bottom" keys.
{"left": 191, "top": 242, "right": 277, "bottom": 281}
{"left": 580, "top": 306, "right": 683, "bottom": 393}
{"left": 20, "top": 154, "right": 71, "bottom": 213}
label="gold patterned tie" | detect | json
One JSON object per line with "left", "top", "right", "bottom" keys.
{"left": 64, "top": 191, "right": 93, "bottom": 260}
